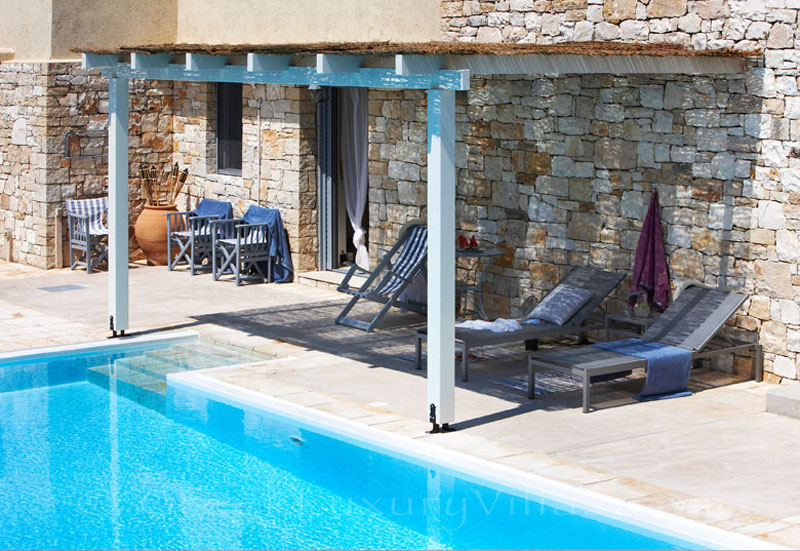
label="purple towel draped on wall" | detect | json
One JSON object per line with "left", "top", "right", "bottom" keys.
{"left": 629, "top": 191, "right": 671, "bottom": 311}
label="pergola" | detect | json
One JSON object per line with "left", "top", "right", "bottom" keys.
{"left": 80, "top": 42, "right": 746, "bottom": 431}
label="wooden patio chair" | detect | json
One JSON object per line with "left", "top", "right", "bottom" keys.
{"left": 210, "top": 205, "right": 275, "bottom": 286}
{"left": 166, "top": 199, "right": 233, "bottom": 275}
{"left": 335, "top": 223, "right": 428, "bottom": 332}
{"left": 65, "top": 197, "right": 108, "bottom": 274}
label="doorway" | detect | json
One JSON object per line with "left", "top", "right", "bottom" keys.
{"left": 316, "top": 87, "right": 369, "bottom": 272}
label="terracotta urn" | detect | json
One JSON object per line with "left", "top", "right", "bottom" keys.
{"left": 134, "top": 204, "right": 178, "bottom": 266}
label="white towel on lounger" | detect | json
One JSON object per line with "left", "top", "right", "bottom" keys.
{"left": 455, "top": 318, "right": 522, "bottom": 333}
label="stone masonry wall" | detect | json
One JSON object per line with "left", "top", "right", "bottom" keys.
{"left": 0, "top": 61, "right": 173, "bottom": 267}
{"left": 433, "top": 2, "right": 800, "bottom": 380}
{"left": 368, "top": 67, "right": 800, "bottom": 382}
{"left": 172, "top": 82, "right": 317, "bottom": 273}
{"left": 0, "top": 62, "right": 47, "bottom": 267}
{"left": 441, "top": 0, "right": 799, "bottom": 50}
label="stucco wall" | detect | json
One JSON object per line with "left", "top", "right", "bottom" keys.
{"left": 175, "top": 0, "right": 440, "bottom": 44}
{"left": 50, "top": 0, "right": 177, "bottom": 60}
{"left": 0, "top": 0, "right": 176, "bottom": 61}
{"left": 0, "top": 0, "right": 52, "bottom": 60}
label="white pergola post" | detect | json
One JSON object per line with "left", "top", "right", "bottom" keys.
{"left": 108, "top": 77, "right": 130, "bottom": 336}
{"left": 426, "top": 89, "right": 456, "bottom": 431}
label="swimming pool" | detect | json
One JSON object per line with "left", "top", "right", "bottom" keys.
{"left": 0, "top": 334, "right": 774, "bottom": 550}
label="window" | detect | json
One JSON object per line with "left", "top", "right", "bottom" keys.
{"left": 216, "top": 83, "right": 242, "bottom": 174}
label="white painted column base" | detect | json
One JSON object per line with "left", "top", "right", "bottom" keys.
{"left": 426, "top": 89, "right": 456, "bottom": 430}
{"left": 108, "top": 77, "right": 130, "bottom": 335}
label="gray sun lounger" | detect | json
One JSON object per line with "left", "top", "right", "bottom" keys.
{"left": 528, "top": 285, "right": 762, "bottom": 413}
{"left": 415, "top": 266, "right": 626, "bottom": 381}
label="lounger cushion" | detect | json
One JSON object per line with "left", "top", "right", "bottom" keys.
{"left": 527, "top": 284, "right": 594, "bottom": 326}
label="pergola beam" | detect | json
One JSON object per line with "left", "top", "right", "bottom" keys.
{"left": 396, "top": 54, "right": 443, "bottom": 76}
{"left": 316, "top": 54, "right": 362, "bottom": 74}
{"left": 247, "top": 53, "right": 292, "bottom": 72}
{"left": 443, "top": 53, "right": 746, "bottom": 75}
{"left": 186, "top": 53, "right": 228, "bottom": 71}
{"left": 103, "top": 64, "right": 471, "bottom": 90}
{"left": 131, "top": 52, "right": 171, "bottom": 70}
{"left": 82, "top": 53, "right": 120, "bottom": 70}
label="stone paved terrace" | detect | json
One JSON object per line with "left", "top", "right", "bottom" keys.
{"left": 1, "top": 261, "right": 800, "bottom": 547}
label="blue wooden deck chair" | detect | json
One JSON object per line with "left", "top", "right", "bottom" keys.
{"left": 166, "top": 199, "right": 232, "bottom": 275}
{"left": 335, "top": 224, "right": 428, "bottom": 332}
{"left": 210, "top": 205, "right": 275, "bottom": 286}
{"left": 65, "top": 197, "right": 108, "bottom": 274}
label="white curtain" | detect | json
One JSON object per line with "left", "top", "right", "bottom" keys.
{"left": 339, "top": 87, "right": 369, "bottom": 270}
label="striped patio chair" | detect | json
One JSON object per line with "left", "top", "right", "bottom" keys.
{"left": 65, "top": 197, "right": 108, "bottom": 274}
{"left": 335, "top": 224, "right": 428, "bottom": 332}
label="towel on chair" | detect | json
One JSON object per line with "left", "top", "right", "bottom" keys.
{"left": 456, "top": 318, "right": 522, "bottom": 333}
{"left": 192, "top": 198, "right": 233, "bottom": 220}
{"left": 592, "top": 338, "right": 692, "bottom": 401}
{"left": 241, "top": 206, "right": 294, "bottom": 283}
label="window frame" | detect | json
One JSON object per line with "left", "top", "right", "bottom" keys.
{"left": 216, "top": 82, "right": 243, "bottom": 176}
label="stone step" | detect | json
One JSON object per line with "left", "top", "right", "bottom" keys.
{"left": 766, "top": 383, "right": 800, "bottom": 420}
{"left": 297, "top": 270, "right": 367, "bottom": 293}
{"left": 87, "top": 364, "right": 166, "bottom": 413}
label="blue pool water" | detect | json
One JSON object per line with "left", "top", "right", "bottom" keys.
{"left": 0, "top": 341, "right": 699, "bottom": 550}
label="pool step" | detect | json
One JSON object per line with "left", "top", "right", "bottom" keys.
{"left": 85, "top": 342, "right": 269, "bottom": 413}
{"left": 145, "top": 342, "right": 266, "bottom": 369}
{"left": 87, "top": 364, "right": 166, "bottom": 413}
{"left": 115, "top": 355, "right": 190, "bottom": 380}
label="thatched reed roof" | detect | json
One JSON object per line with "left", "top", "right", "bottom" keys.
{"left": 78, "top": 41, "right": 757, "bottom": 58}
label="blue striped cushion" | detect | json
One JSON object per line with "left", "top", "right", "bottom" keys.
{"left": 375, "top": 225, "right": 427, "bottom": 297}
{"left": 66, "top": 197, "right": 108, "bottom": 235}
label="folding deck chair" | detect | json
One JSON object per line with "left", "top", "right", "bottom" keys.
{"left": 166, "top": 199, "right": 232, "bottom": 274}
{"left": 65, "top": 197, "right": 108, "bottom": 274}
{"left": 528, "top": 284, "right": 762, "bottom": 413}
{"left": 416, "top": 266, "right": 625, "bottom": 381}
{"left": 335, "top": 224, "right": 428, "bottom": 332}
{"left": 210, "top": 205, "right": 275, "bottom": 286}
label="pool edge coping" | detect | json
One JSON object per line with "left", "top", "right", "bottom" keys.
{"left": 0, "top": 329, "right": 201, "bottom": 363}
{"left": 167, "top": 368, "right": 786, "bottom": 551}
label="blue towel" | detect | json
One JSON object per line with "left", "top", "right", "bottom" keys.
{"left": 592, "top": 339, "right": 692, "bottom": 401}
{"left": 241, "top": 205, "right": 294, "bottom": 283}
{"left": 192, "top": 198, "right": 233, "bottom": 220}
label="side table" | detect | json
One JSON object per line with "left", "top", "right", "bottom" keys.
{"left": 455, "top": 247, "right": 503, "bottom": 320}
{"left": 604, "top": 311, "right": 660, "bottom": 340}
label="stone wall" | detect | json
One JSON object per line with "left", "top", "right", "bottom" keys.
{"left": 441, "top": 0, "right": 799, "bottom": 51}
{"left": 367, "top": 66, "right": 800, "bottom": 382}
{"left": 0, "top": 61, "right": 173, "bottom": 267}
{"left": 0, "top": 62, "right": 47, "bottom": 266}
{"left": 171, "top": 82, "right": 317, "bottom": 273}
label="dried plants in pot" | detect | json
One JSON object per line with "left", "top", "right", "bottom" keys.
{"left": 134, "top": 163, "right": 189, "bottom": 266}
